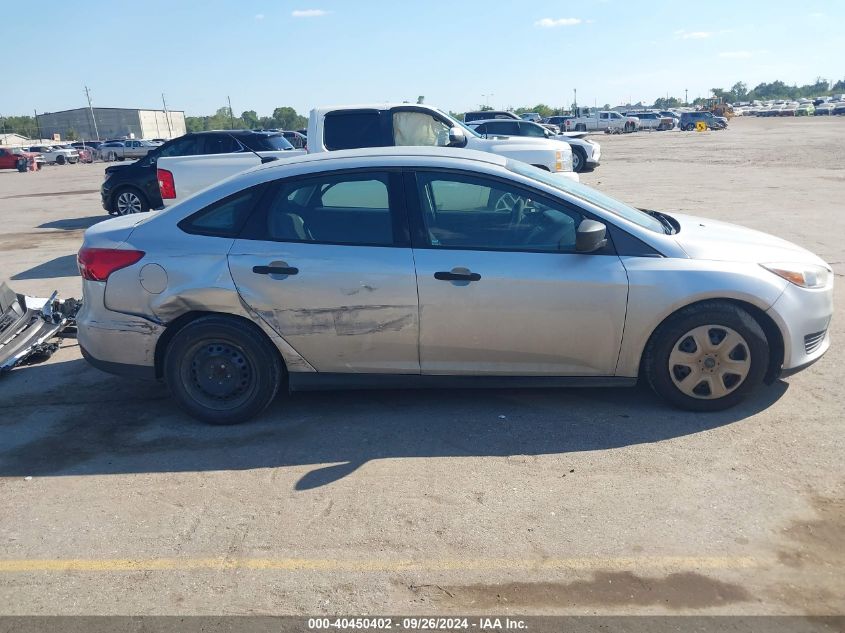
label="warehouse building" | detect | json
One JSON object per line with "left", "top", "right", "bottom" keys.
{"left": 36, "top": 107, "right": 186, "bottom": 141}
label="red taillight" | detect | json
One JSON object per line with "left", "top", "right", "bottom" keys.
{"left": 77, "top": 247, "right": 145, "bottom": 281}
{"left": 157, "top": 168, "right": 176, "bottom": 199}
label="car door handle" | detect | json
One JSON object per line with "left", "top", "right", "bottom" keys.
{"left": 434, "top": 271, "right": 481, "bottom": 282}
{"left": 253, "top": 265, "right": 299, "bottom": 276}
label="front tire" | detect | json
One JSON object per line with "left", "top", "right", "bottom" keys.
{"left": 571, "top": 147, "right": 587, "bottom": 173}
{"left": 56, "top": 154, "right": 66, "bottom": 165}
{"left": 644, "top": 302, "right": 769, "bottom": 411}
{"left": 164, "top": 316, "right": 283, "bottom": 425}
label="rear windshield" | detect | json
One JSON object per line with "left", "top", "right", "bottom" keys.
{"left": 506, "top": 161, "right": 666, "bottom": 233}
{"left": 324, "top": 111, "right": 385, "bottom": 150}
{"left": 241, "top": 134, "right": 294, "bottom": 151}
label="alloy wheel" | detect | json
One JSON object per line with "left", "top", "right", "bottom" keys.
{"left": 668, "top": 325, "right": 751, "bottom": 399}
{"left": 116, "top": 191, "right": 143, "bottom": 215}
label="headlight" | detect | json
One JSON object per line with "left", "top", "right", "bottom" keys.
{"left": 760, "top": 263, "right": 831, "bottom": 289}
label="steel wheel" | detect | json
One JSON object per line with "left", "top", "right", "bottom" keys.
{"left": 668, "top": 325, "right": 751, "bottom": 399}
{"left": 572, "top": 148, "right": 585, "bottom": 172}
{"left": 116, "top": 190, "right": 143, "bottom": 215}
{"left": 180, "top": 339, "right": 257, "bottom": 411}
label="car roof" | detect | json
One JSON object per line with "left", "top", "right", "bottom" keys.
{"left": 469, "top": 119, "right": 530, "bottom": 125}
{"left": 252, "top": 146, "right": 508, "bottom": 174}
{"left": 195, "top": 129, "right": 281, "bottom": 136}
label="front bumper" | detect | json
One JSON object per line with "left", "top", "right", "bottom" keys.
{"left": 587, "top": 142, "right": 601, "bottom": 165}
{"left": 767, "top": 280, "right": 833, "bottom": 375}
{"left": 77, "top": 280, "right": 162, "bottom": 379}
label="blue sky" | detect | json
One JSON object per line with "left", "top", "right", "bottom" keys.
{"left": 3, "top": 0, "right": 843, "bottom": 116}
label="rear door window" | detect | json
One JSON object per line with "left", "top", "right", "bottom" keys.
{"left": 250, "top": 171, "right": 399, "bottom": 246}
{"left": 392, "top": 111, "right": 451, "bottom": 146}
{"left": 200, "top": 134, "right": 241, "bottom": 154}
{"left": 324, "top": 111, "right": 386, "bottom": 150}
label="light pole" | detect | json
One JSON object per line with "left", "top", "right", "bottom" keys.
{"left": 685, "top": 88, "right": 688, "bottom": 106}
{"left": 482, "top": 93, "right": 494, "bottom": 108}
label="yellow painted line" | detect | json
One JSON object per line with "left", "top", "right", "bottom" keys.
{"left": 0, "top": 556, "right": 761, "bottom": 573}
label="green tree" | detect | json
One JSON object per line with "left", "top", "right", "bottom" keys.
{"left": 241, "top": 110, "right": 259, "bottom": 129}
{"left": 416, "top": 95, "right": 425, "bottom": 104}
{"left": 272, "top": 107, "right": 307, "bottom": 130}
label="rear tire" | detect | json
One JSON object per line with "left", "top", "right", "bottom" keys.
{"left": 113, "top": 187, "right": 149, "bottom": 215}
{"left": 644, "top": 302, "right": 769, "bottom": 411}
{"left": 56, "top": 154, "right": 66, "bottom": 165}
{"left": 164, "top": 316, "right": 283, "bottom": 425}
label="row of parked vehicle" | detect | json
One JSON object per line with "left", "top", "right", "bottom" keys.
{"left": 734, "top": 98, "right": 845, "bottom": 117}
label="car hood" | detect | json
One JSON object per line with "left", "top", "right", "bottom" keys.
{"left": 479, "top": 136, "right": 573, "bottom": 151}
{"left": 670, "top": 213, "right": 828, "bottom": 267}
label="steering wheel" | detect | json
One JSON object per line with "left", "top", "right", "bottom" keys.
{"left": 509, "top": 198, "right": 527, "bottom": 228}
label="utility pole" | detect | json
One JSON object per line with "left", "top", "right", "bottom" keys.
{"left": 573, "top": 88, "right": 577, "bottom": 114}
{"left": 482, "top": 93, "right": 494, "bottom": 108}
{"left": 84, "top": 85, "right": 100, "bottom": 141}
{"left": 685, "top": 88, "right": 688, "bottom": 105}
{"left": 34, "top": 109, "right": 43, "bottom": 141}
{"left": 161, "top": 93, "right": 173, "bottom": 138}
{"left": 227, "top": 95, "right": 235, "bottom": 129}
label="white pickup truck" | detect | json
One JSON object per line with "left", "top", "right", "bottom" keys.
{"left": 307, "top": 103, "right": 578, "bottom": 181}
{"left": 565, "top": 111, "right": 639, "bottom": 134}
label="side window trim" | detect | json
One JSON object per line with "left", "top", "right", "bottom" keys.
{"left": 178, "top": 183, "right": 268, "bottom": 238}
{"left": 402, "top": 167, "right": 617, "bottom": 256}
{"left": 238, "top": 168, "right": 411, "bottom": 248}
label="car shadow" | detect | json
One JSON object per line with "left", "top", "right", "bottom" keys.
{"left": 0, "top": 357, "right": 790, "bottom": 488}
{"left": 10, "top": 254, "right": 79, "bottom": 280}
{"left": 37, "top": 216, "right": 107, "bottom": 231}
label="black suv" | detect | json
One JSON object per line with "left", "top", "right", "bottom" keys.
{"left": 101, "top": 130, "right": 295, "bottom": 215}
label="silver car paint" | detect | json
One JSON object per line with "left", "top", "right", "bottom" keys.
{"left": 76, "top": 147, "right": 833, "bottom": 383}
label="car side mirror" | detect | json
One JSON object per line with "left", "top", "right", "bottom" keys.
{"left": 448, "top": 126, "right": 467, "bottom": 147}
{"left": 575, "top": 219, "right": 608, "bottom": 252}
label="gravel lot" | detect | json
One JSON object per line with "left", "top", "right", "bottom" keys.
{"left": 0, "top": 117, "right": 843, "bottom": 616}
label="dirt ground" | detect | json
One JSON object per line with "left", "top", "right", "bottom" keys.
{"left": 0, "top": 116, "right": 843, "bottom": 616}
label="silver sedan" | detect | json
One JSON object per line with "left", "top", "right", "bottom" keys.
{"left": 76, "top": 147, "right": 833, "bottom": 424}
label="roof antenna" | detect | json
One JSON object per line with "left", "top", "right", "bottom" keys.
{"left": 227, "top": 132, "right": 277, "bottom": 164}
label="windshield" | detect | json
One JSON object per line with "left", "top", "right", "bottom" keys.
{"left": 434, "top": 109, "right": 481, "bottom": 138}
{"left": 242, "top": 133, "right": 294, "bottom": 151}
{"left": 506, "top": 160, "right": 667, "bottom": 233}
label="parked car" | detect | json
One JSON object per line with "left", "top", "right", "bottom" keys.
{"left": 814, "top": 102, "right": 836, "bottom": 115}
{"left": 0, "top": 147, "right": 44, "bottom": 171}
{"left": 625, "top": 112, "right": 674, "bottom": 131}
{"left": 56, "top": 143, "right": 95, "bottom": 163}
{"left": 26, "top": 145, "right": 79, "bottom": 165}
{"left": 679, "top": 111, "right": 727, "bottom": 131}
{"left": 796, "top": 103, "right": 815, "bottom": 116}
{"left": 463, "top": 110, "right": 521, "bottom": 123}
{"left": 76, "top": 147, "right": 833, "bottom": 424}
{"left": 566, "top": 111, "right": 638, "bottom": 133}
{"left": 101, "top": 130, "right": 298, "bottom": 215}
{"left": 520, "top": 112, "right": 542, "bottom": 122}
{"left": 833, "top": 103, "right": 845, "bottom": 116}
{"left": 309, "top": 103, "right": 576, "bottom": 179}
{"left": 546, "top": 115, "right": 575, "bottom": 128}
{"left": 99, "top": 139, "right": 159, "bottom": 162}
{"left": 658, "top": 111, "right": 680, "bottom": 127}
{"left": 467, "top": 119, "right": 601, "bottom": 173}
{"left": 282, "top": 130, "right": 307, "bottom": 149}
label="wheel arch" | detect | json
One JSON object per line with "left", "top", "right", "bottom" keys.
{"left": 154, "top": 310, "right": 288, "bottom": 381}
{"left": 637, "top": 298, "right": 785, "bottom": 384}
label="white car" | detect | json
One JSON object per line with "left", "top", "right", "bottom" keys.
{"left": 566, "top": 111, "right": 639, "bottom": 133}
{"left": 26, "top": 145, "right": 79, "bottom": 165}
{"left": 467, "top": 119, "right": 601, "bottom": 173}
{"left": 308, "top": 103, "right": 577, "bottom": 181}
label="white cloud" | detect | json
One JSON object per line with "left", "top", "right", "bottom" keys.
{"left": 254, "top": 13, "right": 264, "bottom": 20}
{"left": 677, "top": 30, "right": 713, "bottom": 39}
{"left": 809, "top": 11, "right": 825, "bottom": 18}
{"left": 535, "top": 17, "right": 582, "bottom": 28}
{"left": 719, "top": 50, "right": 754, "bottom": 59}
{"left": 292, "top": 9, "right": 329, "bottom": 18}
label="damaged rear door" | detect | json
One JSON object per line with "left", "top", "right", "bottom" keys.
{"left": 228, "top": 169, "right": 420, "bottom": 373}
